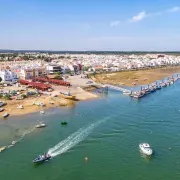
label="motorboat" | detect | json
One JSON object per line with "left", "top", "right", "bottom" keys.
{"left": 35, "top": 123, "right": 46, "bottom": 128}
{"left": 2, "top": 113, "right": 9, "bottom": 118}
{"left": 32, "top": 153, "right": 51, "bottom": 164}
{"left": 139, "top": 143, "right": 153, "bottom": 156}
{"left": 61, "top": 122, "right": 68, "bottom": 125}
{"left": 0, "top": 146, "right": 6, "bottom": 152}
{"left": 12, "top": 141, "right": 17, "bottom": 145}
{"left": 40, "top": 110, "right": 45, "bottom": 114}
{"left": 123, "top": 91, "right": 132, "bottom": 95}
{"left": 0, "top": 108, "right": 4, "bottom": 112}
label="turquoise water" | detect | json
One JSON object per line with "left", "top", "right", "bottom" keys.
{"left": 1, "top": 82, "right": 180, "bottom": 180}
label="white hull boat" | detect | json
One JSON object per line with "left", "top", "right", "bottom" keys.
{"left": 40, "top": 111, "right": 45, "bottom": 114}
{"left": 2, "top": 113, "right": 9, "bottom": 118}
{"left": 17, "top": 105, "right": 24, "bottom": 109}
{"left": 139, "top": 143, "right": 153, "bottom": 156}
{"left": 0, "top": 146, "right": 6, "bottom": 152}
{"left": 0, "top": 108, "right": 4, "bottom": 112}
{"left": 36, "top": 123, "right": 46, "bottom": 128}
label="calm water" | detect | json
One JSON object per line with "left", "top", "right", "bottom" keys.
{"left": 1, "top": 82, "right": 180, "bottom": 180}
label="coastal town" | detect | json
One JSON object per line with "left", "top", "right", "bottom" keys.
{"left": 0, "top": 52, "right": 180, "bottom": 118}
{"left": 1, "top": 53, "right": 180, "bottom": 78}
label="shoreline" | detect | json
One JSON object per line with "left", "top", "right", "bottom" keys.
{"left": 0, "top": 89, "right": 99, "bottom": 118}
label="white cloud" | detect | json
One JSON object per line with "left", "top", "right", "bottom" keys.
{"left": 132, "top": 11, "right": 146, "bottom": 22}
{"left": 110, "top": 21, "right": 121, "bottom": 27}
{"left": 130, "top": 6, "right": 180, "bottom": 23}
{"left": 168, "top": 6, "right": 180, "bottom": 12}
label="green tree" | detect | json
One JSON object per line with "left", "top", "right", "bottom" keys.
{"left": 21, "top": 94, "right": 27, "bottom": 99}
{"left": 54, "top": 72, "right": 63, "bottom": 80}
{"left": 4, "top": 94, "right": 11, "bottom": 100}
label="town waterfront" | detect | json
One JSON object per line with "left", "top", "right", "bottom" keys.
{"left": 1, "top": 81, "right": 180, "bottom": 180}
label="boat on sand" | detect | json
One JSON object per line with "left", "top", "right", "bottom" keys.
{"left": 2, "top": 113, "right": 9, "bottom": 118}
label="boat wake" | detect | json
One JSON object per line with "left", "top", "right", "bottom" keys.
{"left": 48, "top": 119, "right": 105, "bottom": 157}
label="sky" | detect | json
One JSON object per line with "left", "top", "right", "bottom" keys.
{"left": 1, "top": 0, "right": 180, "bottom": 51}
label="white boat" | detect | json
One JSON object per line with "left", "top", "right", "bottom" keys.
{"left": 0, "top": 108, "right": 4, "bottom": 112}
{"left": 2, "top": 113, "right": 9, "bottom": 118}
{"left": 40, "top": 111, "right": 45, "bottom": 114}
{"left": 17, "top": 104, "right": 24, "bottom": 109}
{"left": 0, "top": 146, "right": 6, "bottom": 152}
{"left": 35, "top": 123, "right": 46, "bottom": 128}
{"left": 12, "top": 141, "right": 17, "bottom": 145}
{"left": 139, "top": 143, "right": 153, "bottom": 156}
{"left": 123, "top": 91, "right": 132, "bottom": 95}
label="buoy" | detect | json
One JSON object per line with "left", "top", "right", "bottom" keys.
{"left": 169, "top": 147, "right": 172, "bottom": 150}
{"left": 85, "top": 157, "right": 88, "bottom": 161}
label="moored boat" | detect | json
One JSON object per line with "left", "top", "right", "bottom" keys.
{"left": 61, "top": 121, "right": 68, "bottom": 125}
{"left": 123, "top": 91, "right": 132, "bottom": 95}
{"left": 40, "top": 110, "right": 45, "bottom": 114}
{"left": 139, "top": 143, "right": 153, "bottom": 156}
{"left": 35, "top": 123, "right": 46, "bottom": 128}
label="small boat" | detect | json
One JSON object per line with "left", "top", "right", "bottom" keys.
{"left": 156, "top": 86, "right": 161, "bottom": 90}
{"left": 35, "top": 123, "right": 46, "bottom": 128}
{"left": 32, "top": 153, "right": 51, "bottom": 164}
{"left": 40, "top": 111, "right": 45, "bottom": 114}
{"left": 17, "top": 104, "right": 23, "bottom": 109}
{"left": 123, "top": 91, "right": 132, "bottom": 95}
{"left": 61, "top": 122, "right": 68, "bottom": 125}
{"left": 0, "top": 146, "right": 6, "bottom": 152}
{"left": 0, "top": 108, "right": 4, "bottom": 112}
{"left": 12, "top": 141, "right": 17, "bottom": 145}
{"left": 139, "top": 143, "right": 153, "bottom": 156}
{"left": 2, "top": 113, "right": 9, "bottom": 118}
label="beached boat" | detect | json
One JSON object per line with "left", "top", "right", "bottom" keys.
{"left": 32, "top": 153, "right": 51, "bottom": 164}
{"left": 61, "top": 122, "right": 68, "bottom": 125}
{"left": 123, "top": 91, "right": 132, "bottom": 95}
{"left": 0, "top": 108, "right": 4, "bottom": 112}
{"left": 17, "top": 104, "right": 23, "bottom": 109}
{"left": 139, "top": 143, "right": 153, "bottom": 156}
{"left": 0, "top": 101, "right": 7, "bottom": 107}
{"left": 2, "top": 113, "right": 9, "bottom": 118}
{"left": 0, "top": 146, "right": 6, "bottom": 152}
{"left": 35, "top": 123, "right": 46, "bottom": 128}
{"left": 59, "top": 92, "right": 76, "bottom": 100}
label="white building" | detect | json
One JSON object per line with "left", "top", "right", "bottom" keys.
{"left": 46, "top": 64, "right": 62, "bottom": 74}
{"left": 0, "top": 70, "right": 18, "bottom": 82}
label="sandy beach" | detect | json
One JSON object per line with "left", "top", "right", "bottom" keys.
{"left": 92, "top": 66, "right": 180, "bottom": 87}
{"left": 0, "top": 87, "right": 98, "bottom": 117}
